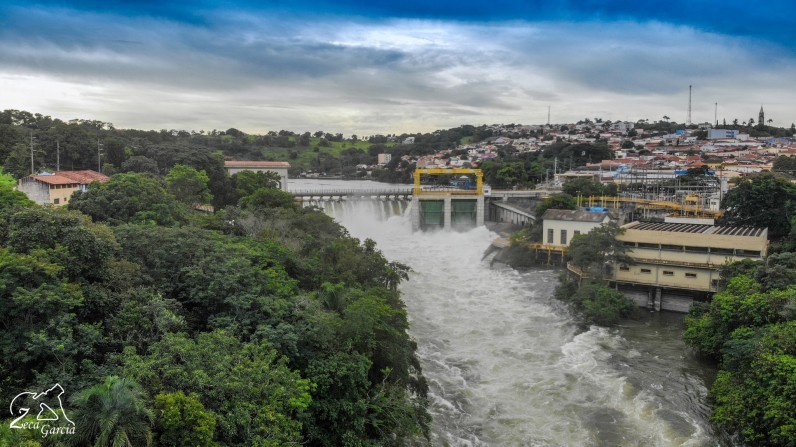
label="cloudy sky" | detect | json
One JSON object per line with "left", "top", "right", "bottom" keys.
{"left": 1, "top": 1, "right": 795, "bottom": 135}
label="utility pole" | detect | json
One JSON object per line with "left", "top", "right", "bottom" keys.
{"left": 30, "top": 132, "right": 35, "bottom": 174}
{"left": 97, "top": 138, "right": 102, "bottom": 173}
{"left": 553, "top": 156, "right": 558, "bottom": 184}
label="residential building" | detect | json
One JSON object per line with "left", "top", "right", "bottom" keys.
{"left": 17, "top": 170, "right": 109, "bottom": 206}
{"left": 613, "top": 221, "right": 768, "bottom": 311}
{"left": 224, "top": 160, "right": 290, "bottom": 189}
{"left": 541, "top": 209, "right": 611, "bottom": 247}
{"left": 377, "top": 153, "right": 392, "bottom": 165}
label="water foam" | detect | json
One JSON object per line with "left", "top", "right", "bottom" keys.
{"left": 299, "top": 183, "right": 721, "bottom": 447}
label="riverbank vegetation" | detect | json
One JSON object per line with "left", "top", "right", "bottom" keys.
{"left": 553, "top": 223, "right": 636, "bottom": 325}
{"left": 502, "top": 193, "right": 635, "bottom": 325}
{"left": 684, "top": 173, "right": 796, "bottom": 446}
{"left": 0, "top": 168, "right": 430, "bottom": 446}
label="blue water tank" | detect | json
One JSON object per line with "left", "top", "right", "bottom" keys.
{"left": 586, "top": 207, "right": 608, "bottom": 212}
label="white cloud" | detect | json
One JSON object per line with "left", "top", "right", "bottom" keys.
{"left": 1, "top": 7, "right": 795, "bottom": 134}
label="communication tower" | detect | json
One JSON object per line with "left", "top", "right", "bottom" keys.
{"left": 687, "top": 85, "right": 692, "bottom": 126}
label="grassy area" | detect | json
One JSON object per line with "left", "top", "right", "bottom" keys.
{"left": 259, "top": 137, "right": 394, "bottom": 170}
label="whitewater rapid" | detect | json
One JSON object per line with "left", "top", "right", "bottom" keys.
{"left": 294, "top": 180, "right": 723, "bottom": 447}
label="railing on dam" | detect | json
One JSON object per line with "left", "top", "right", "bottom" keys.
{"left": 290, "top": 188, "right": 414, "bottom": 198}
{"left": 291, "top": 187, "right": 553, "bottom": 199}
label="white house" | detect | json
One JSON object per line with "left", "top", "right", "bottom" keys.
{"left": 224, "top": 161, "right": 290, "bottom": 190}
{"left": 541, "top": 209, "right": 611, "bottom": 246}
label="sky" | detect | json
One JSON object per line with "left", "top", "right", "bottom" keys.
{"left": 1, "top": 0, "right": 795, "bottom": 135}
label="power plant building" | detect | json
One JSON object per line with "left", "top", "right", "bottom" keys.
{"left": 612, "top": 221, "right": 768, "bottom": 312}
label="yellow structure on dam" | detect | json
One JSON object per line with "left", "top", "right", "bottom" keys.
{"left": 411, "top": 168, "right": 485, "bottom": 231}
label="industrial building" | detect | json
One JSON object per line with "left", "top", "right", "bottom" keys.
{"left": 612, "top": 221, "right": 768, "bottom": 312}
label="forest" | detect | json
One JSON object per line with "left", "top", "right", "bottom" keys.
{"left": 0, "top": 158, "right": 430, "bottom": 444}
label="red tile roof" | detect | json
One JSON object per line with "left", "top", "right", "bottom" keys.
{"left": 224, "top": 161, "right": 291, "bottom": 168}
{"left": 31, "top": 170, "right": 110, "bottom": 185}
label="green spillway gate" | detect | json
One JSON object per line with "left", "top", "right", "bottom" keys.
{"left": 420, "top": 200, "right": 444, "bottom": 229}
{"left": 451, "top": 200, "right": 477, "bottom": 228}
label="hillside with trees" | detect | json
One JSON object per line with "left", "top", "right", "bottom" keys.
{"left": 0, "top": 165, "right": 430, "bottom": 446}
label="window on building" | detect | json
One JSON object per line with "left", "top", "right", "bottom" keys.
{"left": 684, "top": 246, "right": 709, "bottom": 253}
{"left": 710, "top": 247, "right": 734, "bottom": 256}
{"left": 640, "top": 268, "right": 652, "bottom": 274}
{"left": 660, "top": 244, "right": 683, "bottom": 251}
{"left": 574, "top": 230, "right": 581, "bottom": 238}
{"left": 53, "top": 198, "right": 60, "bottom": 204}
{"left": 735, "top": 249, "right": 761, "bottom": 257}
{"left": 663, "top": 271, "right": 674, "bottom": 276}
{"left": 560, "top": 230, "right": 567, "bottom": 245}
{"left": 685, "top": 273, "right": 697, "bottom": 278}
{"left": 637, "top": 243, "right": 659, "bottom": 249}
{"left": 622, "top": 241, "right": 636, "bottom": 248}
{"left": 619, "top": 265, "right": 630, "bottom": 271}
{"left": 547, "top": 229, "right": 554, "bottom": 244}
{"left": 711, "top": 279, "right": 719, "bottom": 289}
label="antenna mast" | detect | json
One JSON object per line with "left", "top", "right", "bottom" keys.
{"left": 714, "top": 102, "right": 718, "bottom": 127}
{"left": 687, "top": 85, "right": 692, "bottom": 125}
{"left": 547, "top": 106, "right": 550, "bottom": 126}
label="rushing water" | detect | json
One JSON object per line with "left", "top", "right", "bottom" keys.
{"left": 290, "top": 179, "right": 726, "bottom": 447}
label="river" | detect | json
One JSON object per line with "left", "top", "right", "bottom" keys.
{"left": 290, "top": 179, "right": 727, "bottom": 447}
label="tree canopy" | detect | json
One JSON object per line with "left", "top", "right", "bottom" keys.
{"left": 719, "top": 172, "right": 796, "bottom": 239}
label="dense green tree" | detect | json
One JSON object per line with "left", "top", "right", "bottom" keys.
{"left": 710, "top": 322, "right": 796, "bottom": 446}
{"left": 719, "top": 172, "right": 796, "bottom": 239}
{"left": 573, "top": 282, "right": 634, "bottom": 325}
{"left": 562, "top": 177, "right": 617, "bottom": 197}
{"left": 121, "top": 331, "right": 312, "bottom": 447}
{"left": 0, "top": 167, "right": 33, "bottom": 211}
{"left": 684, "top": 275, "right": 795, "bottom": 359}
{"left": 68, "top": 173, "right": 188, "bottom": 226}
{"left": 0, "top": 248, "right": 98, "bottom": 397}
{"left": 165, "top": 164, "right": 212, "bottom": 205}
{"left": 72, "top": 376, "right": 154, "bottom": 447}
{"left": 567, "top": 222, "right": 632, "bottom": 277}
{"left": 104, "top": 138, "right": 127, "bottom": 167}
{"left": 3, "top": 207, "right": 118, "bottom": 284}
{"left": 120, "top": 155, "right": 159, "bottom": 174}
{"left": 154, "top": 391, "right": 217, "bottom": 447}
{"left": 240, "top": 187, "right": 298, "bottom": 211}
{"left": 534, "top": 193, "right": 577, "bottom": 220}
{"left": 494, "top": 162, "right": 528, "bottom": 187}
{"left": 773, "top": 155, "right": 796, "bottom": 175}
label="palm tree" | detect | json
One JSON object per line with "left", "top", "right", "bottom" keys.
{"left": 72, "top": 376, "right": 154, "bottom": 447}
{"left": 768, "top": 119, "right": 773, "bottom": 125}
{"left": 662, "top": 115, "right": 670, "bottom": 122}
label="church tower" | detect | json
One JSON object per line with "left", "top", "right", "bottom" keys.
{"left": 759, "top": 106, "right": 765, "bottom": 126}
